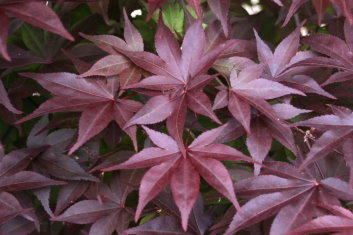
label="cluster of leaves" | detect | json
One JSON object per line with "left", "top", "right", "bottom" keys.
{"left": 3, "top": 0, "right": 353, "bottom": 234}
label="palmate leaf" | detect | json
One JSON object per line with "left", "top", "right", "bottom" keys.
{"left": 288, "top": 204, "right": 353, "bottom": 234}
{"left": 103, "top": 124, "right": 252, "bottom": 231}
{"left": 53, "top": 172, "right": 136, "bottom": 234}
{"left": 119, "top": 18, "right": 233, "bottom": 146}
{"left": 283, "top": 0, "right": 352, "bottom": 26}
{"left": 293, "top": 105, "right": 353, "bottom": 171}
{"left": 290, "top": 19, "right": 353, "bottom": 76}
{"left": 254, "top": 27, "right": 334, "bottom": 99}
{"left": 0, "top": 171, "right": 65, "bottom": 192}
{"left": 224, "top": 161, "right": 353, "bottom": 235}
{"left": 214, "top": 64, "right": 304, "bottom": 134}
{"left": 80, "top": 9, "right": 144, "bottom": 89}
{"left": 16, "top": 73, "right": 142, "bottom": 154}
{"left": 0, "top": 1, "right": 73, "bottom": 61}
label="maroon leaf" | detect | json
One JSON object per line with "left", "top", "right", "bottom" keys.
{"left": 88, "top": 211, "right": 122, "bottom": 235}
{"left": 0, "top": 147, "right": 47, "bottom": 177}
{"left": 17, "top": 73, "right": 142, "bottom": 153}
{"left": 0, "top": 217, "right": 36, "bottom": 235}
{"left": 246, "top": 118, "right": 272, "bottom": 175}
{"left": 224, "top": 189, "right": 310, "bottom": 235}
{"left": 125, "top": 216, "right": 193, "bottom": 235}
{"left": 0, "top": 80, "right": 22, "bottom": 114}
{"left": 123, "top": 8, "right": 144, "bottom": 51}
{"left": 52, "top": 200, "right": 119, "bottom": 224}
{"left": 0, "top": 12, "right": 9, "bottom": 61}
{"left": 207, "top": 0, "right": 230, "bottom": 37}
{"left": 125, "top": 95, "right": 176, "bottom": 127}
{"left": 0, "top": 171, "right": 65, "bottom": 192}
{"left": 79, "top": 55, "right": 130, "bottom": 77}
{"left": 103, "top": 125, "right": 250, "bottom": 229}
{"left": 135, "top": 158, "right": 179, "bottom": 221}
{"left": 54, "top": 181, "right": 89, "bottom": 215}
{"left": 171, "top": 159, "right": 200, "bottom": 231}
{"left": 288, "top": 215, "right": 353, "bottom": 235}
{"left": 1, "top": 2, "right": 74, "bottom": 41}
{"left": 33, "top": 187, "right": 53, "bottom": 217}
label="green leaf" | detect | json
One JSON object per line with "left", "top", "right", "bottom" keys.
{"left": 162, "top": 1, "right": 184, "bottom": 35}
{"left": 21, "top": 24, "right": 46, "bottom": 57}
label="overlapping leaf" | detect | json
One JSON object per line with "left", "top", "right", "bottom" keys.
{"left": 80, "top": 9, "right": 144, "bottom": 91}
{"left": 0, "top": 0, "right": 73, "bottom": 61}
{"left": 53, "top": 172, "right": 137, "bottom": 234}
{"left": 224, "top": 160, "right": 353, "bottom": 235}
{"left": 17, "top": 73, "right": 142, "bottom": 153}
{"left": 117, "top": 18, "right": 235, "bottom": 147}
{"left": 102, "top": 124, "right": 252, "bottom": 231}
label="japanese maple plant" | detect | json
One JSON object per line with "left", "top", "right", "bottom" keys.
{"left": 2, "top": 0, "right": 353, "bottom": 234}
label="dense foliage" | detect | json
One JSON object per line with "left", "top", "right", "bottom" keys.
{"left": 2, "top": 0, "right": 353, "bottom": 234}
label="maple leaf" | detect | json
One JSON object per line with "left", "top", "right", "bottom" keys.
{"left": 224, "top": 160, "right": 353, "bottom": 235}
{"left": 293, "top": 105, "right": 353, "bottom": 178}
{"left": 116, "top": 18, "right": 235, "bottom": 147}
{"left": 291, "top": 20, "right": 353, "bottom": 78}
{"left": 0, "top": 192, "right": 32, "bottom": 226}
{"left": 52, "top": 171, "right": 137, "bottom": 234}
{"left": 102, "top": 124, "right": 253, "bottom": 231}
{"left": 283, "top": 0, "right": 353, "bottom": 26}
{"left": 0, "top": 0, "right": 74, "bottom": 61}
{"left": 213, "top": 64, "right": 304, "bottom": 134}
{"left": 254, "top": 27, "right": 335, "bottom": 99}
{"left": 16, "top": 73, "right": 142, "bottom": 154}
{"left": 80, "top": 9, "right": 144, "bottom": 91}
{"left": 25, "top": 116, "right": 99, "bottom": 182}
{"left": 152, "top": 191, "right": 213, "bottom": 235}
{"left": 288, "top": 204, "right": 353, "bottom": 234}
{"left": 146, "top": 0, "right": 281, "bottom": 37}
{"left": 246, "top": 104, "right": 310, "bottom": 175}
{"left": 212, "top": 103, "right": 307, "bottom": 175}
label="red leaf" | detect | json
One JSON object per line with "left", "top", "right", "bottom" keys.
{"left": 208, "top": 0, "right": 230, "bottom": 37}
{"left": 0, "top": 171, "right": 65, "bottom": 192}
{"left": 189, "top": 155, "right": 240, "bottom": 211}
{"left": 1, "top": 2, "right": 74, "bottom": 41}
{"left": 246, "top": 119, "right": 272, "bottom": 175}
{"left": 224, "top": 188, "right": 310, "bottom": 235}
{"left": 288, "top": 215, "right": 353, "bottom": 235}
{"left": 135, "top": 158, "right": 179, "bottom": 221}
{"left": 79, "top": 55, "right": 130, "bottom": 77}
{"left": 125, "top": 95, "right": 177, "bottom": 127}
{"left": 125, "top": 216, "right": 193, "bottom": 235}
{"left": 52, "top": 200, "right": 119, "bottom": 224}
{"left": 171, "top": 159, "right": 200, "bottom": 231}
{"left": 0, "top": 12, "right": 9, "bottom": 61}
{"left": 123, "top": 8, "right": 144, "bottom": 51}
{"left": 185, "top": 0, "right": 202, "bottom": 18}
{"left": 0, "top": 80, "right": 22, "bottom": 114}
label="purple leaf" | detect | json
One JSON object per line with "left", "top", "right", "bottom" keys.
{"left": 288, "top": 215, "right": 353, "bottom": 235}
{"left": 54, "top": 181, "right": 89, "bottom": 215}
{"left": 171, "top": 159, "right": 200, "bottom": 231}
{"left": 0, "top": 171, "right": 65, "bottom": 192}
{"left": 1, "top": 2, "right": 74, "bottom": 41}
{"left": 123, "top": 8, "right": 144, "bottom": 51}
{"left": 125, "top": 216, "right": 193, "bottom": 235}
{"left": 272, "top": 103, "right": 311, "bottom": 120}
{"left": 79, "top": 55, "right": 130, "bottom": 77}
{"left": 207, "top": 0, "right": 230, "bottom": 37}
{"left": 125, "top": 95, "right": 176, "bottom": 127}
{"left": 52, "top": 200, "right": 119, "bottom": 224}
{"left": 246, "top": 118, "right": 272, "bottom": 175}
{"left": 0, "top": 12, "right": 9, "bottom": 61}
